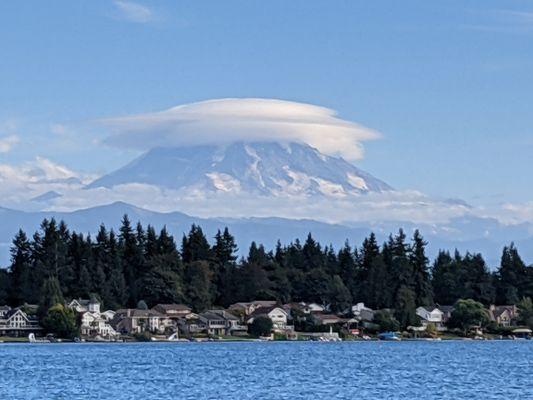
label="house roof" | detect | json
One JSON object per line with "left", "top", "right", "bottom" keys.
{"left": 154, "top": 304, "right": 192, "bottom": 312}
{"left": 5, "top": 309, "right": 29, "bottom": 321}
{"left": 437, "top": 305, "right": 454, "bottom": 313}
{"left": 200, "top": 311, "right": 228, "bottom": 321}
{"left": 229, "top": 300, "right": 277, "bottom": 309}
{"left": 490, "top": 306, "right": 516, "bottom": 319}
{"left": 115, "top": 309, "right": 165, "bottom": 318}
{"left": 313, "top": 313, "right": 343, "bottom": 323}
{"left": 249, "top": 306, "right": 287, "bottom": 319}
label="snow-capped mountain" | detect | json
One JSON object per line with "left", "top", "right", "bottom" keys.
{"left": 87, "top": 142, "right": 392, "bottom": 197}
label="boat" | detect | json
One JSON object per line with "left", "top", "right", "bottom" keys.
{"left": 378, "top": 332, "right": 401, "bottom": 341}
{"left": 28, "top": 333, "right": 51, "bottom": 343}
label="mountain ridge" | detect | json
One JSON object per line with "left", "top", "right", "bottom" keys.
{"left": 1, "top": 201, "right": 531, "bottom": 268}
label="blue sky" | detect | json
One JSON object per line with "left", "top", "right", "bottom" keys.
{"left": 0, "top": 1, "right": 532, "bottom": 205}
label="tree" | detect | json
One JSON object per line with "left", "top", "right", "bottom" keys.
{"left": 374, "top": 310, "right": 400, "bottom": 332}
{"left": 328, "top": 275, "right": 352, "bottom": 313}
{"left": 249, "top": 316, "right": 273, "bottom": 337}
{"left": 138, "top": 261, "right": 184, "bottom": 305}
{"left": 183, "top": 261, "right": 212, "bottom": 312}
{"left": 516, "top": 297, "right": 533, "bottom": 329}
{"left": 448, "top": 299, "right": 490, "bottom": 335}
{"left": 137, "top": 300, "right": 148, "bottom": 310}
{"left": 42, "top": 304, "right": 79, "bottom": 339}
{"left": 182, "top": 225, "right": 212, "bottom": 263}
{"left": 496, "top": 244, "right": 527, "bottom": 304}
{"left": 38, "top": 277, "right": 64, "bottom": 317}
{"left": 409, "top": 230, "right": 433, "bottom": 306}
{"left": 394, "top": 286, "right": 419, "bottom": 329}
{"left": 9, "top": 230, "right": 33, "bottom": 305}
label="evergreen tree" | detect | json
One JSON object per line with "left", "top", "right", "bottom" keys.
{"left": 496, "top": 244, "right": 527, "bottom": 304}
{"left": 38, "top": 277, "right": 64, "bottom": 317}
{"left": 409, "top": 230, "right": 433, "bottom": 306}
{"left": 183, "top": 261, "right": 212, "bottom": 312}
{"left": 9, "top": 230, "right": 33, "bottom": 305}
{"left": 328, "top": 275, "right": 352, "bottom": 313}
{"left": 182, "top": 225, "right": 212, "bottom": 263}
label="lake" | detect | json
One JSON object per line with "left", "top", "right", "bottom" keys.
{"left": 1, "top": 341, "right": 532, "bottom": 399}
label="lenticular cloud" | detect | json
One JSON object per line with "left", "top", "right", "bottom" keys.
{"left": 101, "top": 98, "right": 381, "bottom": 161}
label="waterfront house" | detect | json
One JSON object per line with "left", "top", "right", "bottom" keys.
{"left": 70, "top": 299, "right": 118, "bottom": 338}
{"left": 247, "top": 306, "right": 291, "bottom": 331}
{"left": 176, "top": 313, "right": 206, "bottom": 335}
{"left": 311, "top": 313, "right": 344, "bottom": 326}
{"left": 112, "top": 309, "right": 167, "bottom": 334}
{"left": 351, "top": 303, "right": 375, "bottom": 322}
{"left": 80, "top": 311, "right": 117, "bottom": 338}
{"left": 0, "top": 306, "right": 42, "bottom": 337}
{"left": 153, "top": 304, "right": 192, "bottom": 318}
{"left": 283, "top": 302, "right": 325, "bottom": 315}
{"left": 196, "top": 310, "right": 245, "bottom": 336}
{"left": 199, "top": 311, "right": 232, "bottom": 336}
{"left": 488, "top": 305, "right": 518, "bottom": 327}
{"left": 416, "top": 307, "right": 446, "bottom": 331}
{"left": 436, "top": 305, "right": 454, "bottom": 324}
{"left": 68, "top": 298, "right": 101, "bottom": 313}
{"left": 229, "top": 300, "right": 277, "bottom": 316}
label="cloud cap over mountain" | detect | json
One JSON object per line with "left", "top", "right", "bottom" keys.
{"left": 101, "top": 98, "right": 381, "bottom": 161}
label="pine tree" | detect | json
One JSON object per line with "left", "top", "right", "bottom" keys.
{"left": 9, "top": 230, "right": 33, "bottom": 305}
{"left": 409, "top": 230, "right": 433, "bottom": 306}
{"left": 182, "top": 225, "right": 212, "bottom": 263}
{"left": 496, "top": 243, "right": 527, "bottom": 304}
{"left": 38, "top": 277, "right": 64, "bottom": 317}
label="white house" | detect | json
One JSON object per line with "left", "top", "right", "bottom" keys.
{"left": 351, "top": 303, "right": 375, "bottom": 322}
{"left": 68, "top": 298, "right": 101, "bottom": 313}
{"left": 80, "top": 311, "right": 117, "bottom": 338}
{"left": 416, "top": 306, "right": 445, "bottom": 331}
{"left": 69, "top": 299, "right": 118, "bottom": 338}
{"left": 0, "top": 306, "right": 42, "bottom": 337}
{"left": 247, "top": 306, "right": 290, "bottom": 331}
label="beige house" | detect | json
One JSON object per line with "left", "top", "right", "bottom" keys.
{"left": 112, "top": 309, "right": 168, "bottom": 334}
{"left": 229, "top": 301, "right": 277, "bottom": 316}
{"left": 489, "top": 305, "right": 518, "bottom": 327}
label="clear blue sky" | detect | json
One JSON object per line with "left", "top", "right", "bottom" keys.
{"left": 0, "top": 1, "right": 532, "bottom": 204}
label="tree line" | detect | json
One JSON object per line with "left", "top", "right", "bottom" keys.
{"left": 0, "top": 216, "right": 532, "bottom": 328}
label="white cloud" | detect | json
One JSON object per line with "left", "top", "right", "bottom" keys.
{"left": 113, "top": 0, "right": 153, "bottom": 23}
{"left": 0, "top": 158, "right": 91, "bottom": 208}
{"left": 0, "top": 135, "right": 20, "bottom": 153}
{"left": 40, "top": 183, "right": 473, "bottom": 225}
{"left": 100, "top": 98, "right": 381, "bottom": 161}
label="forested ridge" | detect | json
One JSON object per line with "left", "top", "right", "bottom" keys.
{"left": 1, "top": 216, "right": 532, "bottom": 328}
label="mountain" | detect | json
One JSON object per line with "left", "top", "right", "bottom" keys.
{"left": 86, "top": 142, "right": 392, "bottom": 196}
{"left": 1, "top": 202, "right": 531, "bottom": 268}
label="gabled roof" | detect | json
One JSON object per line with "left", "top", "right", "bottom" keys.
{"left": 5, "top": 308, "right": 30, "bottom": 321}
{"left": 154, "top": 304, "right": 192, "bottom": 312}
{"left": 115, "top": 309, "right": 165, "bottom": 318}
{"left": 250, "top": 306, "right": 288, "bottom": 319}
{"left": 437, "top": 305, "right": 454, "bottom": 313}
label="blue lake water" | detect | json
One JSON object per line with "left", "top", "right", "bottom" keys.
{"left": 1, "top": 341, "right": 532, "bottom": 399}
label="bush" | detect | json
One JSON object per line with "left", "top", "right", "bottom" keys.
{"left": 134, "top": 331, "right": 153, "bottom": 342}
{"left": 249, "top": 316, "right": 273, "bottom": 337}
{"left": 42, "top": 304, "right": 79, "bottom": 339}
{"left": 374, "top": 310, "right": 400, "bottom": 332}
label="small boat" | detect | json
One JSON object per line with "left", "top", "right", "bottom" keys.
{"left": 28, "top": 333, "right": 51, "bottom": 343}
{"left": 378, "top": 332, "right": 401, "bottom": 341}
